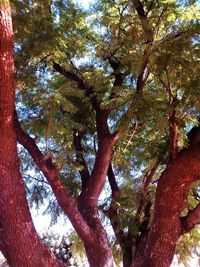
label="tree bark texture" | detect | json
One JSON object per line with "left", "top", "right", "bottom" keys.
{"left": 132, "top": 145, "right": 200, "bottom": 267}
{"left": 0, "top": 2, "right": 65, "bottom": 266}
{"left": 15, "top": 113, "right": 116, "bottom": 267}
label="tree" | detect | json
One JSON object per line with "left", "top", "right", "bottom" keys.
{"left": 0, "top": 1, "right": 65, "bottom": 266}
{"left": 0, "top": 0, "right": 200, "bottom": 266}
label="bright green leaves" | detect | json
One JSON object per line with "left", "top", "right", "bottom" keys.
{"left": 14, "top": 0, "right": 200, "bottom": 263}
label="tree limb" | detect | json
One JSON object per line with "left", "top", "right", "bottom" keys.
{"left": 108, "top": 164, "right": 120, "bottom": 198}
{"left": 182, "top": 202, "right": 200, "bottom": 233}
{"left": 53, "top": 62, "right": 98, "bottom": 109}
{"left": 14, "top": 112, "right": 96, "bottom": 245}
{"left": 53, "top": 62, "right": 90, "bottom": 91}
{"left": 135, "top": 161, "right": 159, "bottom": 222}
{"left": 107, "top": 56, "right": 126, "bottom": 98}
{"left": 132, "top": 0, "right": 153, "bottom": 42}
{"left": 140, "top": 143, "right": 200, "bottom": 267}
{"left": 79, "top": 109, "right": 119, "bottom": 200}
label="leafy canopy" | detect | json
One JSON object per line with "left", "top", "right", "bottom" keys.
{"left": 12, "top": 0, "right": 200, "bottom": 264}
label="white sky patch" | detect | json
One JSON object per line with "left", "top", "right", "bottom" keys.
{"left": 31, "top": 204, "right": 73, "bottom": 236}
{"left": 74, "top": 0, "right": 94, "bottom": 10}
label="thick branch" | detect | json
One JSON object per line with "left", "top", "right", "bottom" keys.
{"left": 113, "top": 72, "right": 125, "bottom": 87}
{"left": 107, "top": 57, "right": 120, "bottom": 71}
{"left": 53, "top": 62, "right": 90, "bottom": 91}
{"left": 139, "top": 143, "right": 200, "bottom": 267}
{"left": 80, "top": 109, "right": 119, "bottom": 200}
{"left": 108, "top": 164, "right": 120, "bottom": 198}
{"left": 182, "top": 203, "right": 200, "bottom": 233}
{"left": 187, "top": 123, "right": 200, "bottom": 146}
{"left": 107, "top": 56, "right": 126, "bottom": 98}
{"left": 53, "top": 62, "right": 98, "bottom": 109}
{"left": 132, "top": 0, "right": 153, "bottom": 42}
{"left": 14, "top": 113, "right": 95, "bottom": 245}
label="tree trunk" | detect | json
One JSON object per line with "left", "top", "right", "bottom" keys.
{"left": 0, "top": 2, "right": 65, "bottom": 266}
{"left": 123, "top": 247, "right": 133, "bottom": 267}
{"left": 78, "top": 197, "right": 114, "bottom": 267}
{"left": 84, "top": 241, "right": 114, "bottom": 267}
{"left": 132, "top": 145, "right": 200, "bottom": 267}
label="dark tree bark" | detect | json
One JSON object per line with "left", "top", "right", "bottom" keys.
{"left": 0, "top": 2, "right": 65, "bottom": 266}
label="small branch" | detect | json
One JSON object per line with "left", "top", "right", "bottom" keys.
{"left": 23, "top": 174, "right": 49, "bottom": 185}
{"left": 153, "top": 7, "right": 167, "bottom": 38}
{"left": 169, "top": 105, "right": 178, "bottom": 162}
{"left": 182, "top": 203, "right": 200, "bottom": 233}
{"left": 121, "top": 122, "right": 138, "bottom": 154}
{"left": 146, "top": 0, "right": 155, "bottom": 16}
{"left": 135, "top": 161, "right": 159, "bottom": 222}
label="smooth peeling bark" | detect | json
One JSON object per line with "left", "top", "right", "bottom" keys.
{"left": 133, "top": 145, "right": 200, "bottom": 267}
{"left": 0, "top": 2, "right": 65, "bottom": 266}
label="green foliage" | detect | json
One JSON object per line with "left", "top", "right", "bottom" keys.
{"left": 68, "top": 231, "right": 86, "bottom": 259}
{"left": 41, "top": 231, "right": 73, "bottom": 265}
{"left": 176, "top": 227, "right": 200, "bottom": 266}
{"left": 13, "top": 0, "right": 200, "bottom": 265}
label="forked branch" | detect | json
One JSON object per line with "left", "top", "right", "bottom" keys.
{"left": 14, "top": 112, "right": 95, "bottom": 245}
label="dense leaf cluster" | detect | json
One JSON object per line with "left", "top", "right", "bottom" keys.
{"left": 10, "top": 0, "right": 200, "bottom": 265}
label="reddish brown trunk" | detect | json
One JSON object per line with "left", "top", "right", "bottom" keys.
{"left": 133, "top": 145, "right": 200, "bottom": 267}
{"left": 0, "top": 3, "right": 65, "bottom": 266}
{"left": 85, "top": 247, "right": 114, "bottom": 267}
{"left": 15, "top": 113, "right": 115, "bottom": 266}
{"left": 78, "top": 199, "right": 114, "bottom": 267}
